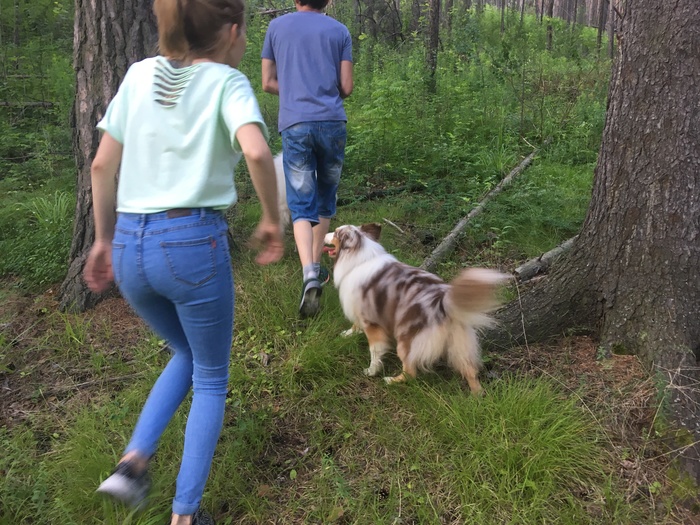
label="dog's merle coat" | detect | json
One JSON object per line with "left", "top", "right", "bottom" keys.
{"left": 325, "top": 223, "right": 507, "bottom": 394}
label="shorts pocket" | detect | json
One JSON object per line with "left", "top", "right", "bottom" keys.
{"left": 112, "top": 242, "right": 126, "bottom": 285}
{"left": 161, "top": 236, "right": 217, "bottom": 286}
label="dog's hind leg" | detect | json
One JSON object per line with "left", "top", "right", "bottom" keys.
{"left": 363, "top": 323, "right": 390, "bottom": 377}
{"left": 448, "top": 330, "right": 483, "bottom": 395}
{"left": 384, "top": 338, "right": 416, "bottom": 384}
{"left": 340, "top": 324, "right": 361, "bottom": 338}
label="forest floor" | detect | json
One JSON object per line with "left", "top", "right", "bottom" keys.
{"left": 1, "top": 278, "right": 699, "bottom": 524}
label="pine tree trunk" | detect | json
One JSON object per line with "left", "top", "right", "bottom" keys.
{"left": 488, "top": 0, "right": 700, "bottom": 482}
{"left": 426, "top": 0, "right": 440, "bottom": 93}
{"left": 59, "top": 0, "right": 156, "bottom": 312}
{"left": 545, "top": 0, "right": 554, "bottom": 50}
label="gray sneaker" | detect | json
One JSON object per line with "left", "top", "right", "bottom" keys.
{"left": 96, "top": 460, "right": 150, "bottom": 508}
{"left": 299, "top": 277, "right": 322, "bottom": 318}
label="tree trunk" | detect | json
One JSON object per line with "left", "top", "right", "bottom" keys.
{"left": 445, "top": 0, "right": 454, "bottom": 35}
{"left": 426, "top": 0, "right": 440, "bottom": 93}
{"left": 488, "top": 0, "right": 700, "bottom": 483}
{"left": 519, "top": 0, "right": 525, "bottom": 26}
{"left": 59, "top": 0, "right": 157, "bottom": 312}
{"left": 500, "top": 0, "right": 505, "bottom": 34}
{"left": 606, "top": 0, "right": 615, "bottom": 58}
{"left": 545, "top": 0, "right": 554, "bottom": 50}
{"left": 596, "top": 0, "right": 606, "bottom": 55}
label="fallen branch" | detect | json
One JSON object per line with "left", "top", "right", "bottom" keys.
{"left": 382, "top": 218, "right": 406, "bottom": 235}
{"left": 421, "top": 138, "right": 551, "bottom": 272}
{"left": 336, "top": 182, "right": 425, "bottom": 207}
{"left": 0, "top": 101, "right": 54, "bottom": 108}
{"left": 257, "top": 7, "right": 294, "bottom": 16}
{"left": 30, "top": 372, "right": 146, "bottom": 398}
{"left": 515, "top": 235, "right": 578, "bottom": 282}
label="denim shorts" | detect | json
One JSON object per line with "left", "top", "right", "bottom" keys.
{"left": 281, "top": 120, "right": 347, "bottom": 226}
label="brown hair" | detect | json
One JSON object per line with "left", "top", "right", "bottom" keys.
{"left": 153, "top": 0, "right": 246, "bottom": 60}
{"left": 297, "top": 0, "right": 330, "bottom": 10}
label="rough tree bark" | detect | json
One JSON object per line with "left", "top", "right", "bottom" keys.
{"left": 487, "top": 0, "right": 700, "bottom": 482}
{"left": 59, "top": 0, "right": 157, "bottom": 311}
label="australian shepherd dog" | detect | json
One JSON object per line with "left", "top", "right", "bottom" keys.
{"left": 324, "top": 223, "right": 508, "bottom": 394}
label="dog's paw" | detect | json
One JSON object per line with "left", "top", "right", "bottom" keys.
{"left": 340, "top": 327, "right": 358, "bottom": 338}
{"left": 364, "top": 364, "right": 382, "bottom": 377}
{"left": 383, "top": 373, "right": 407, "bottom": 384}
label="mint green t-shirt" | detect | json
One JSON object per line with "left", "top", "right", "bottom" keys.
{"left": 97, "top": 56, "right": 268, "bottom": 213}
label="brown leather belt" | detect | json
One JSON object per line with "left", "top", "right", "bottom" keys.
{"left": 166, "top": 208, "right": 200, "bottom": 218}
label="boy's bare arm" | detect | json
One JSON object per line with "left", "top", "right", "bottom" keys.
{"left": 262, "top": 59, "right": 279, "bottom": 96}
{"left": 339, "top": 60, "right": 353, "bottom": 99}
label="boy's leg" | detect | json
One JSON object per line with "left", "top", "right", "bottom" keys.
{"left": 282, "top": 123, "right": 325, "bottom": 317}
{"left": 316, "top": 121, "right": 346, "bottom": 262}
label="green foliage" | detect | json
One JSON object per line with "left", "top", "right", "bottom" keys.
{"left": 3, "top": 7, "right": 674, "bottom": 524}
{"left": 0, "top": 188, "right": 75, "bottom": 288}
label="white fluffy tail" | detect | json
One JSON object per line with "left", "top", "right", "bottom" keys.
{"left": 445, "top": 268, "right": 510, "bottom": 327}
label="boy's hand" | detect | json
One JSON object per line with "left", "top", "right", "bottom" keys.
{"left": 250, "top": 220, "right": 283, "bottom": 265}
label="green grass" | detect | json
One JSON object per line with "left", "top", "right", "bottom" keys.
{"left": 2, "top": 6, "right": 695, "bottom": 524}
{"left": 0, "top": 244, "right": 683, "bottom": 524}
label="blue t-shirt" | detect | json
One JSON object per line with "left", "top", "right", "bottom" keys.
{"left": 261, "top": 12, "right": 352, "bottom": 132}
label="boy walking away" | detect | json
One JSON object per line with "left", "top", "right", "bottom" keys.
{"left": 261, "top": 0, "right": 353, "bottom": 318}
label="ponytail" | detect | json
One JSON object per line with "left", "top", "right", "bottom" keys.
{"left": 153, "top": 0, "right": 188, "bottom": 60}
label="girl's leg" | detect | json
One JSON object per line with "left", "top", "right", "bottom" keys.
{"left": 169, "top": 277, "right": 233, "bottom": 516}
{"left": 121, "top": 296, "right": 195, "bottom": 459}
{"left": 136, "top": 211, "right": 234, "bottom": 516}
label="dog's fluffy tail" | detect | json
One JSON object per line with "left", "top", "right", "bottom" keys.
{"left": 445, "top": 268, "right": 510, "bottom": 327}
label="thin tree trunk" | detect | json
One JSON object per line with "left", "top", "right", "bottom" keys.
{"left": 545, "top": 0, "right": 554, "bottom": 50}
{"left": 607, "top": 0, "right": 615, "bottom": 58}
{"left": 596, "top": 0, "right": 606, "bottom": 55}
{"left": 427, "top": 0, "right": 440, "bottom": 93}
{"left": 500, "top": 0, "right": 506, "bottom": 34}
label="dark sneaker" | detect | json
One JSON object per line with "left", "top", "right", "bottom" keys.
{"left": 299, "top": 277, "right": 322, "bottom": 318}
{"left": 96, "top": 460, "right": 150, "bottom": 508}
{"left": 318, "top": 266, "right": 331, "bottom": 286}
{"left": 164, "top": 509, "right": 216, "bottom": 525}
{"left": 193, "top": 509, "right": 216, "bottom": 524}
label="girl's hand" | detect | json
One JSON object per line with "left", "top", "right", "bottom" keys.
{"left": 250, "top": 219, "right": 283, "bottom": 265}
{"left": 84, "top": 240, "right": 114, "bottom": 292}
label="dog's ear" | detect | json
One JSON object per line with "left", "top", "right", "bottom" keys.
{"left": 360, "top": 223, "right": 382, "bottom": 241}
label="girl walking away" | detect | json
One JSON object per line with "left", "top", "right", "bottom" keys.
{"left": 83, "top": 0, "right": 283, "bottom": 524}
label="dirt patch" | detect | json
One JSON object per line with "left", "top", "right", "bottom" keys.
{"left": 0, "top": 284, "right": 147, "bottom": 428}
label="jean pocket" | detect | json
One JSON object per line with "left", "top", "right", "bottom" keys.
{"left": 161, "top": 236, "right": 217, "bottom": 286}
{"left": 112, "top": 242, "right": 126, "bottom": 285}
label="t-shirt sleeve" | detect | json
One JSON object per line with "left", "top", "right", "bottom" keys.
{"left": 261, "top": 24, "right": 275, "bottom": 61}
{"left": 96, "top": 66, "right": 133, "bottom": 144}
{"left": 341, "top": 28, "right": 352, "bottom": 63}
{"left": 221, "top": 72, "right": 269, "bottom": 153}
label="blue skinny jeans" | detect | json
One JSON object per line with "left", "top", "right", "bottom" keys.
{"left": 111, "top": 208, "right": 233, "bottom": 515}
